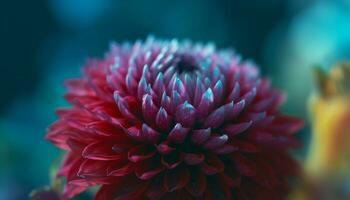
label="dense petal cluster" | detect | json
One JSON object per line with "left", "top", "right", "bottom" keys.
{"left": 47, "top": 37, "right": 303, "bottom": 200}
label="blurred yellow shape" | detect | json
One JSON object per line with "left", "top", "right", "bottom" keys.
{"left": 291, "top": 62, "right": 350, "bottom": 200}
{"left": 307, "top": 62, "right": 350, "bottom": 177}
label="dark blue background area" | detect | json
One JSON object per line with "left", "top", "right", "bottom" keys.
{"left": 1, "top": 0, "right": 350, "bottom": 199}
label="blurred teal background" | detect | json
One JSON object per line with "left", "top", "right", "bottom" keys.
{"left": 1, "top": 0, "right": 350, "bottom": 199}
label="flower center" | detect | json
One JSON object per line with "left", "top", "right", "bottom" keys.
{"left": 175, "top": 55, "right": 198, "bottom": 74}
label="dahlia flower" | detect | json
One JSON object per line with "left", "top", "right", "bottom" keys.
{"left": 46, "top": 37, "right": 303, "bottom": 200}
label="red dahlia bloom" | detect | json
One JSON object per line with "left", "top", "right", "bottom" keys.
{"left": 46, "top": 37, "right": 303, "bottom": 200}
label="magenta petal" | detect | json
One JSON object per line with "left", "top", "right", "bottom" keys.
{"left": 191, "top": 128, "right": 211, "bottom": 145}
{"left": 211, "top": 67, "right": 222, "bottom": 83}
{"left": 128, "top": 145, "right": 156, "bottom": 163}
{"left": 213, "top": 144, "right": 238, "bottom": 154}
{"left": 172, "top": 77, "right": 186, "bottom": 96}
{"left": 161, "top": 92, "right": 172, "bottom": 114}
{"left": 227, "top": 100, "right": 246, "bottom": 119}
{"left": 82, "top": 141, "right": 123, "bottom": 160}
{"left": 126, "top": 126, "right": 144, "bottom": 141}
{"left": 197, "top": 88, "right": 214, "bottom": 117}
{"left": 66, "top": 139, "right": 85, "bottom": 152}
{"left": 153, "top": 73, "right": 165, "bottom": 96}
{"left": 45, "top": 127, "right": 70, "bottom": 150}
{"left": 246, "top": 111, "right": 266, "bottom": 122}
{"left": 137, "top": 76, "right": 149, "bottom": 100}
{"left": 223, "top": 101, "right": 234, "bottom": 116}
{"left": 212, "top": 80, "right": 223, "bottom": 104}
{"left": 86, "top": 121, "right": 125, "bottom": 137}
{"left": 227, "top": 82, "right": 240, "bottom": 101}
{"left": 125, "top": 69, "right": 138, "bottom": 95}
{"left": 204, "top": 106, "right": 225, "bottom": 128}
{"left": 141, "top": 64, "right": 150, "bottom": 82}
{"left": 107, "top": 162, "right": 133, "bottom": 176}
{"left": 183, "top": 73, "right": 194, "bottom": 98}
{"left": 168, "top": 123, "right": 190, "bottom": 143}
{"left": 252, "top": 96, "right": 274, "bottom": 111}
{"left": 57, "top": 153, "right": 81, "bottom": 177}
{"left": 114, "top": 92, "right": 136, "bottom": 120}
{"left": 141, "top": 123, "right": 161, "bottom": 143}
{"left": 183, "top": 153, "right": 205, "bottom": 165}
{"left": 223, "top": 121, "right": 252, "bottom": 137}
{"left": 156, "top": 108, "right": 172, "bottom": 131}
{"left": 107, "top": 73, "right": 124, "bottom": 91}
{"left": 77, "top": 160, "right": 109, "bottom": 178}
{"left": 171, "top": 91, "right": 183, "bottom": 108}
{"left": 163, "top": 65, "right": 175, "bottom": 83}
{"left": 203, "top": 135, "right": 228, "bottom": 149}
{"left": 135, "top": 162, "right": 165, "bottom": 180}
{"left": 69, "top": 177, "right": 113, "bottom": 187}
{"left": 156, "top": 142, "right": 175, "bottom": 154}
{"left": 240, "top": 87, "right": 256, "bottom": 103}
{"left": 193, "top": 77, "right": 204, "bottom": 106}
{"left": 254, "top": 115, "right": 274, "bottom": 127}
{"left": 175, "top": 102, "right": 196, "bottom": 127}
{"left": 146, "top": 84, "right": 158, "bottom": 98}
{"left": 142, "top": 94, "right": 158, "bottom": 124}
